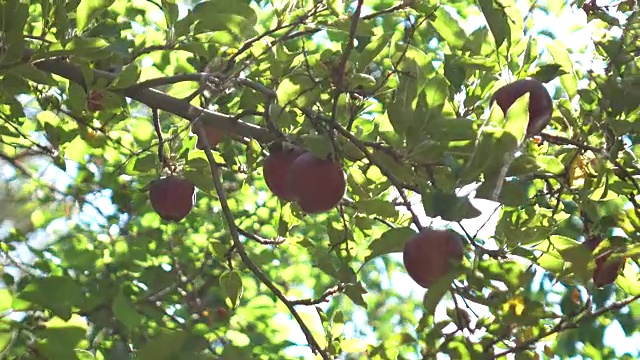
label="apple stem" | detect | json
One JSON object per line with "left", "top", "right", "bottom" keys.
{"left": 152, "top": 108, "right": 169, "bottom": 167}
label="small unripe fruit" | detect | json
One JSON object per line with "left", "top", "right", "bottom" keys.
{"left": 263, "top": 147, "right": 305, "bottom": 201}
{"left": 491, "top": 78, "right": 553, "bottom": 137}
{"left": 149, "top": 176, "right": 196, "bottom": 222}
{"left": 402, "top": 229, "right": 464, "bottom": 288}
{"left": 287, "top": 152, "right": 346, "bottom": 214}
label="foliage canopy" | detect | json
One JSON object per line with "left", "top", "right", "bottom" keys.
{"left": 0, "top": 0, "right": 640, "bottom": 359}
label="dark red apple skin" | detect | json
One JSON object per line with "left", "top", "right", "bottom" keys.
{"left": 402, "top": 229, "right": 464, "bottom": 288}
{"left": 593, "top": 253, "right": 625, "bottom": 288}
{"left": 149, "top": 176, "right": 196, "bottom": 222}
{"left": 86, "top": 90, "right": 104, "bottom": 112}
{"left": 194, "top": 125, "right": 224, "bottom": 149}
{"left": 491, "top": 78, "right": 553, "bottom": 137}
{"left": 583, "top": 237, "right": 625, "bottom": 288}
{"left": 287, "top": 152, "right": 346, "bottom": 214}
{"left": 263, "top": 147, "right": 305, "bottom": 201}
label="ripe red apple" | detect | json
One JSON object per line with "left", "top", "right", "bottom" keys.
{"left": 287, "top": 152, "right": 346, "bottom": 213}
{"left": 583, "top": 237, "right": 625, "bottom": 288}
{"left": 593, "top": 253, "right": 625, "bottom": 288}
{"left": 194, "top": 124, "right": 224, "bottom": 149}
{"left": 263, "top": 147, "right": 305, "bottom": 201}
{"left": 402, "top": 229, "right": 464, "bottom": 288}
{"left": 149, "top": 176, "right": 196, "bottom": 222}
{"left": 490, "top": 78, "right": 553, "bottom": 137}
{"left": 86, "top": 90, "right": 104, "bottom": 112}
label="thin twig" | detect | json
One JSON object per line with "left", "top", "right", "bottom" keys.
{"left": 128, "top": 73, "right": 212, "bottom": 90}
{"left": 492, "top": 294, "right": 640, "bottom": 358}
{"left": 237, "top": 228, "right": 286, "bottom": 245}
{"left": 152, "top": 108, "right": 167, "bottom": 166}
{"left": 290, "top": 284, "right": 348, "bottom": 306}
{"left": 361, "top": 3, "right": 409, "bottom": 20}
{"left": 330, "top": 0, "right": 364, "bottom": 123}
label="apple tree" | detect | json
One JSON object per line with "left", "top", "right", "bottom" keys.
{"left": 0, "top": 0, "right": 639, "bottom": 359}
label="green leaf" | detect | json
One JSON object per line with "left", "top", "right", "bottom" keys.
{"left": 162, "top": 0, "right": 180, "bottom": 27}
{"left": 617, "top": 263, "right": 640, "bottom": 295}
{"left": 341, "top": 338, "right": 368, "bottom": 353}
{"left": 423, "top": 191, "right": 482, "bottom": 222}
{"left": 112, "top": 290, "right": 143, "bottom": 331}
{"left": 353, "top": 199, "right": 399, "bottom": 219}
{"left": 534, "top": 236, "right": 581, "bottom": 274}
{"left": 387, "top": 62, "right": 419, "bottom": 136}
{"left": 530, "top": 64, "right": 568, "bottom": 83}
{"left": 407, "top": 139, "right": 445, "bottom": 163}
{"left": 137, "top": 331, "right": 188, "bottom": 360}
{"left": 109, "top": 63, "right": 141, "bottom": 89}
{"left": 344, "top": 283, "right": 368, "bottom": 309}
{"left": 219, "top": 271, "right": 243, "bottom": 309}
{"left": 356, "top": 32, "right": 393, "bottom": 72}
{"left": 276, "top": 76, "right": 320, "bottom": 108}
{"left": 444, "top": 55, "right": 465, "bottom": 90}
{"left": 0, "top": 332, "right": 12, "bottom": 353}
{"left": 76, "top": 0, "right": 115, "bottom": 33}
{"left": 0, "top": 1, "right": 28, "bottom": 63}
{"left": 478, "top": 0, "right": 510, "bottom": 49}
{"left": 537, "top": 156, "right": 565, "bottom": 174}
{"left": 36, "top": 315, "right": 88, "bottom": 360}
{"left": 193, "top": 0, "right": 257, "bottom": 24}
{"left": 12, "top": 64, "right": 57, "bottom": 86}
{"left": 67, "top": 83, "right": 88, "bottom": 113}
{"left": 547, "top": 40, "right": 578, "bottom": 98}
{"left": 502, "top": 91, "right": 530, "bottom": 144}
{"left": 0, "top": 289, "right": 12, "bottom": 312}
{"left": 17, "top": 277, "right": 84, "bottom": 321}
{"left": 424, "top": 74, "right": 448, "bottom": 111}
{"left": 301, "top": 134, "right": 333, "bottom": 160}
{"left": 430, "top": 8, "right": 466, "bottom": 50}
{"left": 30, "top": 209, "right": 47, "bottom": 228}
{"left": 364, "top": 227, "right": 417, "bottom": 264}
{"left": 193, "top": 0, "right": 257, "bottom": 38}
{"left": 422, "top": 275, "right": 453, "bottom": 315}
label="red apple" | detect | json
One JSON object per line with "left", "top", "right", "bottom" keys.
{"left": 593, "top": 253, "right": 625, "bottom": 288}
{"left": 194, "top": 124, "right": 224, "bottom": 149}
{"left": 402, "top": 229, "right": 464, "bottom": 288}
{"left": 263, "top": 147, "right": 305, "bottom": 201}
{"left": 287, "top": 152, "right": 346, "bottom": 213}
{"left": 149, "top": 176, "right": 196, "bottom": 222}
{"left": 491, "top": 78, "right": 553, "bottom": 137}
{"left": 86, "top": 90, "right": 104, "bottom": 112}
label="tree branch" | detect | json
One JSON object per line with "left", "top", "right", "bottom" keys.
{"left": 290, "top": 283, "right": 347, "bottom": 306}
{"left": 193, "top": 119, "right": 330, "bottom": 360}
{"left": 492, "top": 294, "right": 640, "bottom": 358}
{"left": 330, "top": 0, "right": 364, "bottom": 123}
{"left": 22, "top": 48, "right": 274, "bottom": 144}
{"left": 237, "top": 228, "right": 286, "bottom": 245}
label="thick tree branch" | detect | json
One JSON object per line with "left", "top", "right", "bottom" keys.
{"left": 21, "top": 48, "right": 274, "bottom": 144}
